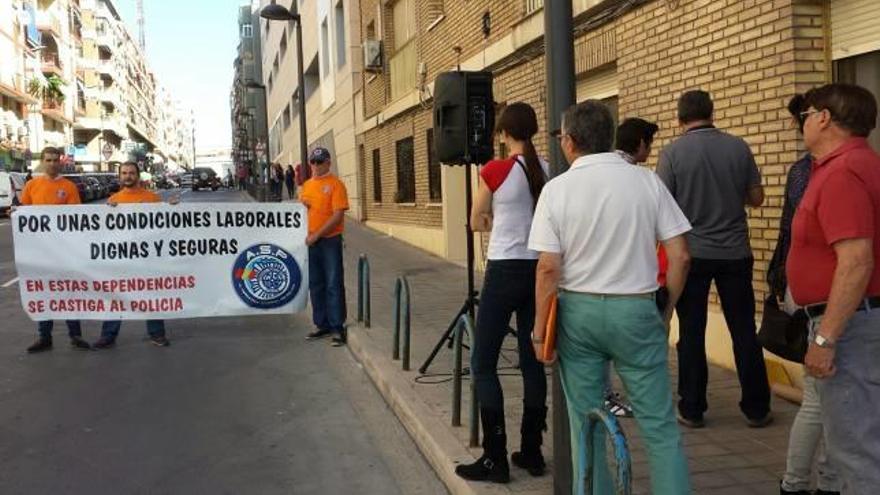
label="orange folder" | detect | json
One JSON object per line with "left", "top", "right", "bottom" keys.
{"left": 542, "top": 294, "right": 558, "bottom": 362}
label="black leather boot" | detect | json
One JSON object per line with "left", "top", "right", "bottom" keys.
{"left": 455, "top": 408, "right": 510, "bottom": 483}
{"left": 511, "top": 405, "right": 547, "bottom": 476}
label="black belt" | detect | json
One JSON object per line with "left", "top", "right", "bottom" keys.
{"left": 804, "top": 296, "right": 880, "bottom": 319}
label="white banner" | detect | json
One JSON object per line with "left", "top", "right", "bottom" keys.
{"left": 11, "top": 203, "right": 308, "bottom": 320}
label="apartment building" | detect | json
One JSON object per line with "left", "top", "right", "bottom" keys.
{"left": 357, "top": 0, "right": 878, "bottom": 374}
{"left": 258, "top": 0, "right": 363, "bottom": 217}
{"left": 0, "top": 1, "right": 40, "bottom": 171}
{"left": 230, "top": 2, "right": 268, "bottom": 180}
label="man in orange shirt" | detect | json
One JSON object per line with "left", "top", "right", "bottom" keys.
{"left": 93, "top": 162, "right": 175, "bottom": 349}
{"left": 19, "top": 147, "right": 90, "bottom": 353}
{"left": 299, "top": 147, "right": 349, "bottom": 346}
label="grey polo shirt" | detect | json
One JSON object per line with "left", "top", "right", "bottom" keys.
{"left": 656, "top": 126, "right": 761, "bottom": 260}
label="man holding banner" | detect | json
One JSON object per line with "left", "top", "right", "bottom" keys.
{"left": 93, "top": 162, "right": 173, "bottom": 349}
{"left": 20, "top": 146, "right": 91, "bottom": 353}
{"left": 300, "top": 147, "right": 349, "bottom": 347}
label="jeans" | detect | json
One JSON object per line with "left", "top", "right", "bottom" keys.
{"left": 100, "top": 320, "right": 165, "bottom": 340}
{"left": 675, "top": 257, "right": 771, "bottom": 420}
{"left": 308, "top": 235, "right": 346, "bottom": 334}
{"left": 781, "top": 374, "right": 840, "bottom": 492}
{"left": 37, "top": 320, "right": 82, "bottom": 339}
{"left": 816, "top": 309, "right": 880, "bottom": 494}
{"left": 471, "top": 259, "right": 546, "bottom": 411}
{"left": 557, "top": 291, "right": 690, "bottom": 495}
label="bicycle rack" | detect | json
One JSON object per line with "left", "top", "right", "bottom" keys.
{"left": 577, "top": 407, "right": 632, "bottom": 495}
{"left": 392, "top": 276, "right": 411, "bottom": 370}
{"left": 356, "top": 254, "right": 371, "bottom": 328}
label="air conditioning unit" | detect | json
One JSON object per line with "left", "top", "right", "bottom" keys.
{"left": 364, "top": 39, "right": 383, "bottom": 72}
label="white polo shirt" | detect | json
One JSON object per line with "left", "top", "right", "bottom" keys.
{"left": 528, "top": 152, "right": 691, "bottom": 294}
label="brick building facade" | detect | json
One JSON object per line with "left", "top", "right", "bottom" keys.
{"left": 355, "top": 0, "right": 879, "bottom": 375}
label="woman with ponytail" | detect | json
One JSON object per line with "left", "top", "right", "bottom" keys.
{"left": 456, "top": 102, "right": 549, "bottom": 484}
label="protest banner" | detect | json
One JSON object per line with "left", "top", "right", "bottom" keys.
{"left": 12, "top": 203, "right": 308, "bottom": 320}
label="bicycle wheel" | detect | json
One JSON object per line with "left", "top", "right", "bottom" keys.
{"left": 577, "top": 407, "right": 632, "bottom": 495}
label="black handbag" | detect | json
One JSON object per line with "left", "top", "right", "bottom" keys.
{"left": 757, "top": 295, "right": 809, "bottom": 363}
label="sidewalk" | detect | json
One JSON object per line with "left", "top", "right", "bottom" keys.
{"left": 341, "top": 222, "right": 798, "bottom": 495}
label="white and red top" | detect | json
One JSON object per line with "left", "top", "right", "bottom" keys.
{"left": 480, "top": 155, "right": 550, "bottom": 260}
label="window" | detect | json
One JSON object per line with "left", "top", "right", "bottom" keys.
{"left": 335, "top": 1, "right": 346, "bottom": 69}
{"left": 280, "top": 31, "right": 287, "bottom": 58}
{"left": 395, "top": 137, "right": 415, "bottom": 203}
{"left": 283, "top": 104, "right": 291, "bottom": 129}
{"left": 392, "top": 0, "right": 415, "bottom": 49}
{"left": 321, "top": 18, "right": 331, "bottom": 78}
{"left": 366, "top": 21, "right": 375, "bottom": 40}
{"left": 390, "top": 0, "right": 417, "bottom": 101}
{"left": 241, "top": 24, "right": 253, "bottom": 38}
{"left": 372, "top": 148, "right": 382, "bottom": 202}
{"left": 427, "top": 129, "right": 441, "bottom": 201}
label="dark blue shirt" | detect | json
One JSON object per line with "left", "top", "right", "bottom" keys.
{"left": 767, "top": 153, "right": 812, "bottom": 297}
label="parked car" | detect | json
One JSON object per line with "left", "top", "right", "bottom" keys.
{"left": 179, "top": 173, "right": 193, "bottom": 189}
{"left": 86, "top": 176, "right": 108, "bottom": 199}
{"left": 0, "top": 172, "right": 12, "bottom": 215}
{"left": 192, "top": 167, "right": 220, "bottom": 191}
{"left": 96, "top": 173, "right": 120, "bottom": 193}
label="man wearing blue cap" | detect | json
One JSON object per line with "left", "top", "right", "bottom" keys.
{"left": 300, "top": 147, "right": 350, "bottom": 346}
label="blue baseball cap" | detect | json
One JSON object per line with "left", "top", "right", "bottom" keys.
{"left": 309, "top": 147, "right": 331, "bottom": 164}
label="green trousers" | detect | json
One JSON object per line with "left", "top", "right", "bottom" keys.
{"left": 557, "top": 291, "right": 691, "bottom": 495}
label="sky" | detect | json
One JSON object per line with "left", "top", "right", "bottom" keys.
{"left": 115, "top": 0, "right": 244, "bottom": 152}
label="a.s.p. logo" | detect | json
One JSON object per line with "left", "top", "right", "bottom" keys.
{"left": 232, "top": 244, "right": 302, "bottom": 309}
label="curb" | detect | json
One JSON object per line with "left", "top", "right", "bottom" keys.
{"left": 347, "top": 325, "right": 521, "bottom": 495}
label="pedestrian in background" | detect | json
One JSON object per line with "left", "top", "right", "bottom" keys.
{"left": 19, "top": 147, "right": 90, "bottom": 353}
{"left": 788, "top": 83, "right": 880, "bottom": 494}
{"left": 775, "top": 94, "right": 840, "bottom": 495}
{"left": 94, "top": 161, "right": 174, "bottom": 349}
{"left": 284, "top": 164, "right": 295, "bottom": 199}
{"left": 530, "top": 101, "right": 693, "bottom": 494}
{"left": 657, "top": 89, "right": 772, "bottom": 429}
{"left": 455, "top": 102, "right": 549, "bottom": 484}
{"left": 300, "top": 147, "right": 349, "bottom": 347}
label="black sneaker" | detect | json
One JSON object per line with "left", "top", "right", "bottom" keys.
{"left": 306, "top": 329, "right": 331, "bottom": 340}
{"left": 331, "top": 334, "right": 346, "bottom": 347}
{"left": 27, "top": 338, "right": 53, "bottom": 353}
{"left": 93, "top": 337, "right": 116, "bottom": 349}
{"left": 676, "top": 411, "right": 705, "bottom": 429}
{"left": 779, "top": 480, "right": 811, "bottom": 494}
{"left": 70, "top": 337, "right": 91, "bottom": 350}
{"left": 150, "top": 336, "right": 170, "bottom": 347}
{"left": 604, "top": 392, "right": 634, "bottom": 418}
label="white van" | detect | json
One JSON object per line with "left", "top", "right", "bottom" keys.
{"left": 0, "top": 172, "right": 11, "bottom": 215}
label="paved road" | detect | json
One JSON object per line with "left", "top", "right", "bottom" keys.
{"left": 0, "top": 189, "right": 447, "bottom": 495}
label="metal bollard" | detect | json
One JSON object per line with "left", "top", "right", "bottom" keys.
{"left": 392, "top": 276, "right": 411, "bottom": 370}
{"left": 467, "top": 315, "right": 479, "bottom": 447}
{"left": 356, "top": 254, "right": 371, "bottom": 327}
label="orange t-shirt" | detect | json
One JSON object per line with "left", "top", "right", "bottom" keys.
{"left": 300, "top": 174, "right": 349, "bottom": 237}
{"left": 109, "top": 187, "right": 161, "bottom": 204}
{"left": 21, "top": 176, "right": 81, "bottom": 205}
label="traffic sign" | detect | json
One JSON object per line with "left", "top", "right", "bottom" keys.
{"left": 102, "top": 143, "right": 113, "bottom": 160}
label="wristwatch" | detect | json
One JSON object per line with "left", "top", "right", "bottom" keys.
{"left": 814, "top": 334, "right": 835, "bottom": 349}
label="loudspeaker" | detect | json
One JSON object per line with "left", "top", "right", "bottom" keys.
{"left": 433, "top": 71, "right": 495, "bottom": 165}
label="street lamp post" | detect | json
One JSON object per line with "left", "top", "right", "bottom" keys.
{"left": 260, "top": 1, "right": 308, "bottom": 180}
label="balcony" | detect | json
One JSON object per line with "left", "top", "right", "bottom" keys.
{"left": 0, "top": 74, "right": 39, "bottom": 105}
{"left": 524, "top": 0, "right": 544, "bottom": 15}
{"left": 41, "top": 96, "right": 73, "bottom": 124}
{"left": 97, "top": 60, "right": 118, "bottom": 80}
{"left": 36, "top": 11, "right": 63, "bottom": 39}
{"left": 41, "top": 53, "right": 64, "bottom": 77}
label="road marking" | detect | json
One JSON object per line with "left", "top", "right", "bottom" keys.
{"left": 2, "top": 277, "right": 19, "bottom": 288}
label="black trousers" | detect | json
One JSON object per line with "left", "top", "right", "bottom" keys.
{"left": 471, "top": 259, "right": 547, "bottom": 411}
{"left": 675, "top": 257, "right": 770, "bottom": 420}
